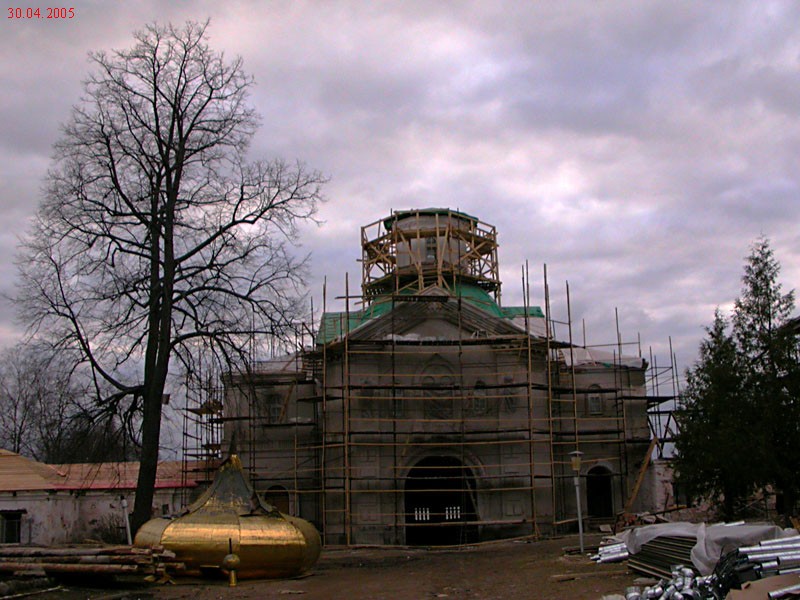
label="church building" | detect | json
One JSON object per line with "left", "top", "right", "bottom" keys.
{"left": 220, "top": 208, "right": 651, "bottom": 546}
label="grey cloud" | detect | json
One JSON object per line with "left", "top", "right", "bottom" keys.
{"left": 3, "top": 1, "right": 800, "bottom": 381}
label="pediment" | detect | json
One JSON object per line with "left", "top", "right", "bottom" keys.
{"left": 346, "top": 288, "right": 530, "bottom": 342}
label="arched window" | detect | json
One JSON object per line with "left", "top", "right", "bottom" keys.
{"left": 264, "top": 485, "right": 291, "bottom": 514}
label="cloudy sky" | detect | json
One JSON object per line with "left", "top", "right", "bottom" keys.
{"left": 3, "top": 1, "right": 800, "bottom": 385}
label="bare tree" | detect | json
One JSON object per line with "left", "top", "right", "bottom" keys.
{"left": 17, "top": 21, "right": 324, "bottom": 532}
{"left": 0, "top": 342, "right": 71, "bottom": 458}
{"left": 0, "top": 341, "right": 134, "bottom": 463}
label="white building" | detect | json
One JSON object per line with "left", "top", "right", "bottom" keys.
{"left": 0, "top": 449, "right": 195, "bottom": 545}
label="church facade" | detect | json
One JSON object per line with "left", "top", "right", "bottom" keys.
{"left": 221, "top": 209, "right": 650, "bottom": 545}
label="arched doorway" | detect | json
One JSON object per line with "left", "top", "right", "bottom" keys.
{"left": 586, "top": 466, "right": 614, "bottom": 518}
{"left": 264, "top": 485, "right": 291, "bottom": 514}
{"left": 404, "top": 456, "right": 478, "bottom": 545}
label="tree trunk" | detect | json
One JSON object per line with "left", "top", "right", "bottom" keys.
{"left": 131, "top": 185, "right": 173, "bottom": 536}
{"left": 722, "top": 488, "right": 736, "bottom": 521}
{"left": 131, "top": 388, "right": 164, "bottom": 535}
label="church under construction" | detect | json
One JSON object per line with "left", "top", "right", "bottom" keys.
{"left": 185, "top": 208, "right": 668, "bottom": 546}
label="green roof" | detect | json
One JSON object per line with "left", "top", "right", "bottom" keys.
{"left": 317, "top": 311, "right": 369, "bottom": 345}
{"left": 316, "top": 284, "right": 544, "bottom": 345}
{"left": 501, "top": 305, "right": 545, "bottom": 319}
{"left": 454, "top": 283, "right": 505, "bottom": 317}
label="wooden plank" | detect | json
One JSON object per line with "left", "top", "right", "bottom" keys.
{"left": 624, "top": 436, "right": 658, "bottom": 514}
{"left": 0, "top": 562, "right": 142, "bottom": 574}
{"left": 551, "top": 569, "right": 629, "bottom": 582}
{"left": 0, "top": 546, "right": 150, "bottom": 557}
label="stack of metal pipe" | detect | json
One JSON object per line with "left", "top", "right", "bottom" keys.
{"left": 739, "top": 535, "right": 800, "bottom": 578}
{"left": 767, "top": 584, "right": 800, "bottom": 600}
{"left": 591, "top": 541, "right": 629, "bottom": 564}
{"left": 712, "top": 535, "right": 800, "bottom": 595}
{"left": 767, "top": 582, "right": 800, "bottom": 599}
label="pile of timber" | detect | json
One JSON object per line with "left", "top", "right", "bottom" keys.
{"left": 0, "top": 545, "right": 184, "bottom": 579}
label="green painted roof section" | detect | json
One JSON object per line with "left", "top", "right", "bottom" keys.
{"left": 450, "top": 283, "right": 544, "bottom": 319}
{"left": 316, "top": 292, "right": 398, "bottom": 344}
{"left": 316, "top": 284, "right": 544, "bottom": 345}
{"left": 317, "top": 311, "right": 369, "bottom": 344}
{"left": 502, "top": 305, "right": 545, "bottom": 318}
{"left": 454, "top": 283, "right": 505, "bottom": 317}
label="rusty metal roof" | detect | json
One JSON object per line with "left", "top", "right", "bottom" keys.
{"left": 0, "top": 449, "right": 64, "bottom": 491}
{"left": 52, "top": 460, "right": 192, "bottom": 491}
{"left": 0, "top": 449, "right": 198, "bottom": 493}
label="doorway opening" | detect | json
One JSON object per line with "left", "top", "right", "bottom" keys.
{"left": 586, "top": 466, "right": 614, "bottom": 518}
{"left": 264, "top": 485, "right": 291, "bottom": 514}
{"left": 404, "top": 456, "right": 478, "bottom": 545}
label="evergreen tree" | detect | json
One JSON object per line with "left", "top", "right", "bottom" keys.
{"left": 732, "top": 238, "right": 794, "bottom": 366}
{"left": 675, "top": 238, "right": 800, "bottom": 518}
{"left": 674, "top": 311, "right": 755, "bottom": 518}
{"left": 732, "top": 238, "right": 800, "bottom": 516}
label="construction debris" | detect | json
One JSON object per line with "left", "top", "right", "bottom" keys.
{"left": 622, "top": 565, "right": 717, "bottom": 599}
{"left": 0, "top": 577, "right": 60, "bottom": 598}
{"left": 628, "top": 535, "right": 697, "bottom": 579}
{"left": 598, "top": 523, "right": 800, "bottom": 599}
{"left": 551, "top": 569, "right": 629, "bottom": 582}
{"left": 615, "top": 522, "right": 796, "bottom": 575}
{"left": 591, "top": 534, "right": 697, "bottom": 578}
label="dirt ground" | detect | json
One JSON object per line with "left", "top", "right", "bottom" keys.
{"left": 102, "top": 533, "right": 640, "bottom": 600}
{"left": 16, "top": 534, "right": 647, "bottom": 600}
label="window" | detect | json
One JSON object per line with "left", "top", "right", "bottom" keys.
{"left": 587, "top": 385, "right": 603, "bottom": 415}
{"left": 0, "top": 511, "right": 23, "bottom": 543}
{"left": 672, "top": 481, "right": 689, "bottom": 507}
{"left": 424, "top": 237, "right": 437, "bottom": 262}
{"left": 467, "top": 380, "right": 488, "bottom": 416}
{"left": 260, "top": 392, "right": 284, "bottom": 423}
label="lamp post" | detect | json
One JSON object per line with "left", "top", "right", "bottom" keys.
{"left": 570, "top": 450, "right": 584, "bottom": 554}
{"left": 120, "top": 496, "right": 132, "bottom": 545}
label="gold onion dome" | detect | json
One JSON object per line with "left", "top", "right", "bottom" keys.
{"left": 134, "top": 454, "right": 321, "bottom": 579}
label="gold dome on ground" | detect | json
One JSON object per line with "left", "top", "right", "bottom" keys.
{"left": 134, "top": 455, "right": 321, "bottom": 579}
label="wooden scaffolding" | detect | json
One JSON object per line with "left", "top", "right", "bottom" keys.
{"left": 181, "top": 209, "right": 679, "bottom": 545}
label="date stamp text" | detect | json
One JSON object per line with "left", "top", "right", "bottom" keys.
{"left": 8, "top": 7, "right": 75, "bottom": 19}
